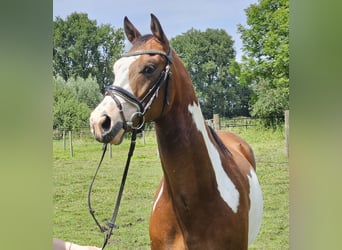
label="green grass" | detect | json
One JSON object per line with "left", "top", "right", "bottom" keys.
{"left": 53, "top": 127, "right": 289, "bottom": 249}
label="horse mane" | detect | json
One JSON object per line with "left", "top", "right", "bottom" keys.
{"left": 208, "top": 125, "right": 231, "bottom": 156}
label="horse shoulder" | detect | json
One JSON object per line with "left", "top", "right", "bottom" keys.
{"left": 149, "top": 178, "right": 185, "bottom": 249}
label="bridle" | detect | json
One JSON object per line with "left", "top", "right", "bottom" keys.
{"left": 104, "top": 47, "right": 173, "bottom": 132}
{"left": 87, "top": 47, "right": 172, "bottom": 250}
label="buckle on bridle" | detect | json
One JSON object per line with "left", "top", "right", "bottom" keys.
{"left": 127, "top": 111, "right": 145, "bottom": 130}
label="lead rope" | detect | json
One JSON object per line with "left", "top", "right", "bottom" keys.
{"left": 88, "top": 129, "right": 138, "bottom": 250}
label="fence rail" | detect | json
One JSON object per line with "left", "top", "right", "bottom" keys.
{"left": 53, "top": 127, "right": 93, "bottom": 141}
{"left": 206, "top": 116, "right": 260, "bottom": 130}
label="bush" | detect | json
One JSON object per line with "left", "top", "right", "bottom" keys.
{"left": 53, "top": 76, "right": 93, "bottom": 130}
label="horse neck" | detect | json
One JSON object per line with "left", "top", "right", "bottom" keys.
{"left": 154, "top": 56, "right": 219, "bottom": 209}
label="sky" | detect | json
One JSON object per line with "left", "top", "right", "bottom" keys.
{"left": 53, "top": 0, "right": 258, "bottom": 61}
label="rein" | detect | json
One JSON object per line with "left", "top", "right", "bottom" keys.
{"left": 87, "top": 47, "right": 172, "bottom": 249}
{"left": 88, "top": 130, "right": 138, "bottom": 250}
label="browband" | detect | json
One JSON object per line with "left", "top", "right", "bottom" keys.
{"left": 122, "top": 48, "right": 173, "bottom": 64}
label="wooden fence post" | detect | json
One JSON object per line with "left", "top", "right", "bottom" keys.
{"left": 285, "top": 110, "right": 289, "bottom": 158}
{"left": 109, "top": 144, "right": 112, "bottom": 159}
{"left": 213, "top": 114, "right": 220, "bottom": 130}
{"left": 142, "top": 130, "right": 146, "bottom": 145}
{"left": 63, "top": 130, "right": 66, "bottom": 150}
{"left": 69, "top": 130, "right": 73, "bottom": 158}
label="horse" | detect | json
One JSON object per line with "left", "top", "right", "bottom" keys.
{"left": 89, "top": 14, "right": 263, "bottom": 249}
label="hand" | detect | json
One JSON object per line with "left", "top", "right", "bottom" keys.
{"left": 53, "top": 238, "right": 101, "bottom": 250}
{"left": 70, "top": 244, "right": 101, "bottom": 250}
{"left": 71, "top": 245, "right": 101, "bottom": 250}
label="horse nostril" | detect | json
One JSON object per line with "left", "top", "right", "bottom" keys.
{"left": 101, "top": 115, "right": 111, "bottom": 132}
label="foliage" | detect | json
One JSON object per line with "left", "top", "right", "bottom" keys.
{"left": 251, "top": 79, "right": 289, "bottom": 127}
{"left": 65, "top": 75, "right": 102, "bottom": 109}
{"left": 238, "top": 0, "right": 289, "bottom": 126}
{"left": 53, "top": 13, "right": 125, "bottom": 90}
{"left": 170, "top": 29, "right": 252, "bottom": 119}
{"left": 53, "top": 76, "right": 97, "bottom": 130}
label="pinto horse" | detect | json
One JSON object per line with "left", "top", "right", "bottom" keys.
{"left": 89, "top": 14, "right": 263, "bottom": 249}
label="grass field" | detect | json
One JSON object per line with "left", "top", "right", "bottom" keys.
{"left": 53, "top": 126, "right": 289, "bottom": 249}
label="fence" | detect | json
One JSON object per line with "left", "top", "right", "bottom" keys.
{"left": 54, "top": 111, "right": 289, "bottom": 158}
{"left": 53, "top": 127, "right": 94, "bottom": 141}
{"left": 207, "top": 111, "right": 289, "bottom": 158}
{"left": 53, "top": 126, "right": 155, "bottom": 158}
{"left": 206, "top": 116, "right": 259, "bottom": 131}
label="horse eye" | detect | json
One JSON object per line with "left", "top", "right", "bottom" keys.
{"left": 142, "top": 64, "right": 156, "bottom": 74}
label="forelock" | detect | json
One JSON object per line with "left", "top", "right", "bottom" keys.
{"left": 130, "top": 34, "right": 153, "bottom": 50}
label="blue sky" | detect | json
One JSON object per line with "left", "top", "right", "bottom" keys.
{"left": 53, "top": 0, "right": 258, "bottom": 61}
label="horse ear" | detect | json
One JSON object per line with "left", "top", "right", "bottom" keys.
{"left": 124, "top": 16, "right": 142, "bottom": 43}
{"left": 150, "top": 14, "right": 169, "bottom": 46}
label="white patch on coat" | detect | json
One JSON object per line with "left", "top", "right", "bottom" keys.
{"left": 152, "top": 181, "right": 164, "bottom": 212}
{"left": 247, "top": 168, "right": 263, "bottom": 245}
{"left": 188, "top": 103, "right": 240, "bottom": 213}
{"left": 113, "top": 55, "right": 140, "bottom": 93}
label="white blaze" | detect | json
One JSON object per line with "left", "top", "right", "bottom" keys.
{"left": 107, "top": 55, "right": 142, "bottom": 121}
{"left": 112, "top": 55, "right": 140, "bottom": 92}
{"left": 188, "top": 102, "right": 240, "bottom": 213}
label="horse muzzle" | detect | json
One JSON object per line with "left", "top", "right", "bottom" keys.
{"left": 90, "top": 112, "right": 126, "bottom": 145}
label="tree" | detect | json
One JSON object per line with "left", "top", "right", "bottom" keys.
{"left": 170, "top": 28, "right": 250, "bottom": 119}
{"left": 238, "top": 0, "right": 289, "bottom": 126}
{"left": 53, "top": 76, "right": 93, "bottom": 130}
{"left": 53, "top": 13, "right": 125, "bottom": 90}
{"left": 65, "top": 75, "right": 102, "bottom": 109}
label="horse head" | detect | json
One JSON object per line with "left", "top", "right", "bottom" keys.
{"left": 90, "top": 14, "right": 174, "bottom": 144}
